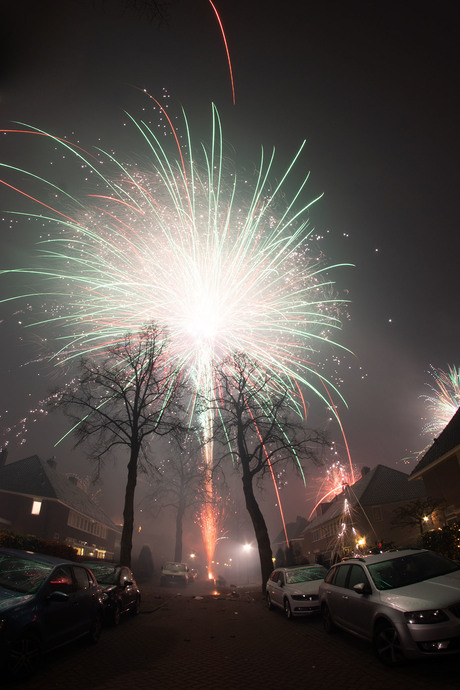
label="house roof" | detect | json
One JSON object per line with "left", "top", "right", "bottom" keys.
{"left": 304, "top": 464, "right": 426, "bottom": 531}
{"left": 410, "top": 407, "right": 460, "bottom": 480}
{"left": 273, "top": 516, "right": 309, "bottom": 546}
{"left": 0, "top": 455, "right": 120, "bottom": 531}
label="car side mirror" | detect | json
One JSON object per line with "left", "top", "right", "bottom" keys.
{"left": 353, "top": 582, "right": 371, "bottom": 595}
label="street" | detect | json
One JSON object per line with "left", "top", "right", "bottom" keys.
{"left": 6, "top": 579, "right": 460, "bottom": 690}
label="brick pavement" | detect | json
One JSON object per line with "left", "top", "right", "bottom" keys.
{"left": 6, "top": 582, "right": 460, "bottom": 690}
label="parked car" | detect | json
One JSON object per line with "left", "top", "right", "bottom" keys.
{"left": 160, "top": 562, "right": 189, "bottom": 586}
{"left": 80, "top": 562, "right": 140, "bottom": 625}
{"left": 319, "top": 548, "right": 460, "bottom": 666}
{"left": 0, "top": 547, "right": 103, "bottom": 677}
{"left": 266, "top": 564, "right": 328, "bottom": 619}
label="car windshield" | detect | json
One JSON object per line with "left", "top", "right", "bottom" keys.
{"left": 164, "top": 563, "right": 186, "bottom": 572}
{"left": 88, "top": 565, "right": 119, "bottom": 584}
{"left": 286, "top": 566, "right": 327, "bottom": 584}
{"left": 0, "top": 554, "right": 53, "bottom": 594}
{"left": 367, "top": 551, "right": 460, "bottom": 591}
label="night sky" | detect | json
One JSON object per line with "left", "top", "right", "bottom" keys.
{"left": 1, "top": 0, "right": 459, "bottom": 545}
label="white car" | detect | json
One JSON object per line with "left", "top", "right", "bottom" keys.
{"left": 160, "top": 561, "right": 189, "bottom": 587}
{"left": 319, "top": 549, "right": 460, "bottom": 665}
{"left": 266, "top": 564, "right": 327, "bottom": 619}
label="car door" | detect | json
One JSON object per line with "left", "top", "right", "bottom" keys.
{"left": 71, "top": 566, "right": 97, "bottom": 636}
{"left": 267, "top": 570, "right": 282, "bottom": 608}
{"left": 323, "top": 563, "right": 352, "bottom": 626}
{"left": 338, "top": 564, "right": 375, "bottom": 638}
{"left": 39, "top": 565, "right": 79, "bottom": 649}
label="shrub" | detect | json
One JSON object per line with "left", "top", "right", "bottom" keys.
{"left": 422, "top": 523, "right": 460, "bottom": 560}
{"left": 0, "top": 530, "right": 78, "bottom": 560}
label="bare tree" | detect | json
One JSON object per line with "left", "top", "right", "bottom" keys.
{"left": 209, "top": 353, "right": 327, "bottom": 591}
{"left": 53, "top": 325, "right": 188, "bottom": 566}
{"left": 145, "top": 436, "right": 205, "bottom": 562}
{"left": 392, "top": 497, "right": 446, "bottom": 536}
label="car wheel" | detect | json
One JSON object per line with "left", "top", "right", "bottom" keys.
{"left": 321, "top": 604, "right": 336, "bottom": 634}
{"left": 131, "top": 596, "right": 141, "bottom": 616}
{"left": 112, "top": 603, "right": 121, "bottom": 626}
{"left": 88, "top": 613, "right": 103, "bottom": 644}
{"left": 266, "top": 593, "right": 273, "bottom": 610}
{"left": 8, "top": 631, "right": 41, "bottom": 678}
{"left": 373, "top": 622, "right": 406, "bottom": 666}
{"left": 284, "top": 598, "right": 292, "bottom": 620}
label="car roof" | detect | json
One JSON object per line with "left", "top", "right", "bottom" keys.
{"left": 339, "top": 549, "right": 428, "bottom": 566}
{"left": 0, "top": 547, "right": 76, "bottom": 567}
{"left": 277, "top": 564, "right": 326, "bottom": 572}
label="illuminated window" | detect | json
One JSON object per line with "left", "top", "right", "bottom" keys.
{"left": 31, "top": 500, "right": 42, "bottom": 515}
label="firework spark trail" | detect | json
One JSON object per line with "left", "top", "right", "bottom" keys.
{"left": 1, "top": 100, "right": 351, "bottom": 568}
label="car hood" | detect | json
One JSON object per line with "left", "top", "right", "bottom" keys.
{"left": 0, "top": 586, "right": 33, "bottom": 611}
{"left": 285, "top": 580, "right": 324, "bottom": 596}
{"left": 380, "top": 571, "right": 460, "bottom": 611}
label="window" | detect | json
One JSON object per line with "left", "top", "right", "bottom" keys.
{"left": 46, "top": 566, "right": 74, "bottom": 595}
{"left": 31, "top": 500, "right": 42, "bottom": 515}
{"left": 73, "top": 566, "right": 91, "bottom": 590}
{"left": 347, "top": 564, "right": 369, "bottom": 589}
{"left": 334, "top": 564, "right": 351, "bottom": 588}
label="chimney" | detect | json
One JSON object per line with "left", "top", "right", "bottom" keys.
{"left": 47, "top": 457, "right": 57, "bottom": 470}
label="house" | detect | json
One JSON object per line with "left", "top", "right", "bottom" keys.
{"left": 410, "top": 406, "right": 460, "bottom": 523}
{"left": 271, "top": 515, "right": 309, "bottom": 566}
{"left": 302, "top": 464, "right": 427, "bottom": 565}
{"left": 0, "top": 454, "right": 121, "bottom": 560}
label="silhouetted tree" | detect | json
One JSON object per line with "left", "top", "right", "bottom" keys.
{"left": 208, "top": 353, "right": 327, "bottom": 591}
{"left": 52, "top": 325, "right": 188, "bottom": 566}
{"left": 145, "top": 436, "right": 205, "bottom": 562}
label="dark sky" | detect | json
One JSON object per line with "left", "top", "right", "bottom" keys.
{"left": 1, "top": 0, "right": 459, "bottom": 547}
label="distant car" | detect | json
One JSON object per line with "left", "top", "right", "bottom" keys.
{"left": 319, "top": 549, "right": 460, "bottom": 665}
{"left": 81, "top": 562, "right": 140, "bottom": 625}
{"left": 0, "top": 547, "right": 103, "bottom": 677}
{"left": 160, "top": 562, "right": 189, "bottom": 587}
{"left": 266, "top": 564, "right": 328, "bottom": 619}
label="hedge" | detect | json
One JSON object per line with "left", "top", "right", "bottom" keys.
{"left": 0, "top": 530, "right": 78, "bottom": 560}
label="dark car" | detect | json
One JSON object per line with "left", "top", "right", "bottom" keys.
{"left": 0, "top": 548, "right": 103, "bottom": 677}
{"left": 81, "top": 562, "right": 140, "bottom": 625}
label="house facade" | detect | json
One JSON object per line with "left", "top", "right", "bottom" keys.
{"left": 410, "top": 406, "right": 460, "bottom": 523}
{"left": 0, "top": 454, "right": 121, "bottom": 560}
{"left": 302, "top": 464, "right": 428, "bottom": 566}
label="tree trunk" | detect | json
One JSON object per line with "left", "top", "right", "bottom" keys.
{"left": 241, "top": 471, "right": 273, "bottom": 593}
{"left": 174, "top": 498, "right": 185, "bottom": 562}
{"left": 119, "top": 446, "right": 139, "bottom": 567}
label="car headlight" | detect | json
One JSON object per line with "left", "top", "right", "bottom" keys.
{"left": 404, "top": 609, "right": 449, "bottom": 624}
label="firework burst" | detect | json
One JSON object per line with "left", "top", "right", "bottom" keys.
{"left": 421, "top": 365, "right": 460, "bottom": 437}
{"left": 1, "top": 96, "right": 351, "bottom": 566}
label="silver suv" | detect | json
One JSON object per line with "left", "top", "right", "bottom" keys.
{"left": 319, "top": 549, "right": 460, "bottom": 665}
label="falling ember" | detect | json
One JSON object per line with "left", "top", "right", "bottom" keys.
{"left": 1, "top": 97, "right": 350, "bottom": 561}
